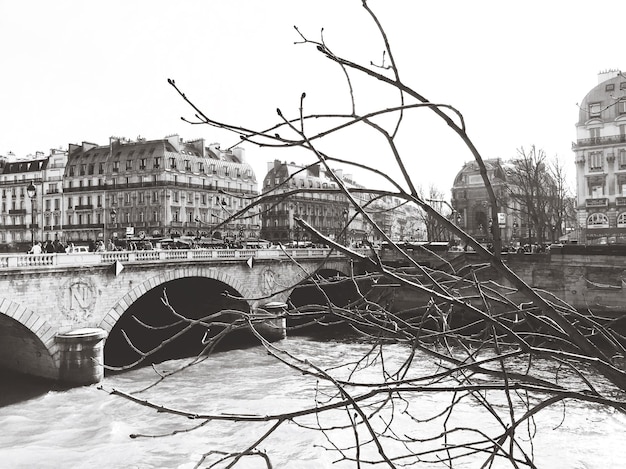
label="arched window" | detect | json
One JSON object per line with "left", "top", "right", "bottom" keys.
{"left": 587, "top": 212, "right": 609, "bottom": 228}
{"left": 617, "top": 212, "right": 626, "bottom": 228}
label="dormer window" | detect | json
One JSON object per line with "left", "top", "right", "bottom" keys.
{"left": 589, "top": 102, "right": 602, "bottom": 117}
{"left": 606, "top": 83, "right": 615, "bottom": 92}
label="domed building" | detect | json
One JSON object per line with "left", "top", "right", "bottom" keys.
{"left": 573, "top": 70, "right": 626, "bottom": 244}
{"left": 451, "top": 158, "right": 523, "bottom": 245}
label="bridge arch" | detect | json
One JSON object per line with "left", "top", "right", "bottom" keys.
{"left": 0, "top": 298, "right": 58, "bottom": 380}
{"left": 99, "top": 266, "right": 254, "bottom": 334}
{"left": 100, "top": 266, "right": 256, "bottom": 368}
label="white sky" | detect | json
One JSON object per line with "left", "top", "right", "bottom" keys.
{"left": 1, "top": 1, "right": 624, "bottom": 198}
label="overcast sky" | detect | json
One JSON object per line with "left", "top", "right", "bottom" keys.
{"left": 2, "top": 1, "right": 624, "bottom": 197}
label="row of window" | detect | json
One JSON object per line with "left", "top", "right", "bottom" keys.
{"left": 262, "top": 217, "right": 346, "bottom": 228}
{"left": 589, "top": 98, "right": 626, "bottom": 117}
{"left": 605, "top": 82, "right": 626, "bottom": 92}
{"left": 0, "top": 207, "right": 259, "bottom": 228}
{"left": 270, "top": 177, "right": 338, "bottom": 189}
{"left": 62, "top": 176, "right": 253, "bottom": 193}
{"left": 68, "top": 157, "right": 252, "bottom": 178}
{"left": 587, "top": 148, "right": 626, "bottom": 171}
{"left": 587, "top": 212, "right": 626, "bottom": 227}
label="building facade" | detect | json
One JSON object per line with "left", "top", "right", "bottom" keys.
{"left": 451, "top": 159, "right": 522, "bottom": 245}
{"left": 260, "top": 160, "right": 351, "bottom": 244}
{"left": 0, "top": 153, "right": 49, "bottom": 250}
{"left": 260, "top": 160, "right": 422, "bottom": 246}
{"left": 0, "top": 134, "right": 259, "bottom": 250}
{"left": 573, "top": 70, "right": 626, "bottom": 244}
{"left": 62, "top": 135, "right": 259, "bottom": 244}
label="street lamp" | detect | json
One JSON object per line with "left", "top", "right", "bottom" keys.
{"left": 26, "top": 182, "right": 36, "bottom": 245}
{"left": 109, "top": 209, "right": 117, "bottom": 249}
{"left": 342, "top": 208, "right": 349, "bottom": 245}
{"left": 194, "top": 216, "right": 201, "bottom": 240}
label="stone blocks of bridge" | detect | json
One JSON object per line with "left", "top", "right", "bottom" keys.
{"left": 56, "top": 328, "right": 108, "bottom": 385}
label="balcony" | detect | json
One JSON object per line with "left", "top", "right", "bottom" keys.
{"left": 617, "top": 197, "right": 626, "bottom": 206}
{"left": 574, "top": 134, "right": 626, "bottom": 148}
{"left": 586, "top": 198, "right": 608, "bottom": 207}
{"left": 8, "top": 209, "right": 27, "bottom": 215}
{"left": 74, "top": 204, "right": 94, "bottom": 211}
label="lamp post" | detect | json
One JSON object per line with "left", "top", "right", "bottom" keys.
{"left": 342, "top": 208, "right": 349, "bottom": 245}
{"left": 26, "top": 182, "right": 37, "bottom": 245}
{"left": 194, "top": 216, "right": 201, "bottom": 240}
{"left": 109, "top": 209, "right": 117, "bottom": 249}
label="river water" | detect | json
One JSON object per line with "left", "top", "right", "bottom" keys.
{"left": 1, "top": 337, "right": 624, "bottom": 468}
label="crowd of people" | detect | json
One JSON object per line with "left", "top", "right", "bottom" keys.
{"left": 28, "top": 240, "right": 69, "bottom": 254}
{"left": 25, "top": 238, "right": 326, "bottom": 254}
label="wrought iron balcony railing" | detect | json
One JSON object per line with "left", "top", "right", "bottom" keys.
{"left": 586, "top": 198, "right": 608, "bottom": 207}
{"left": 574, "top": 134, "right": 626, "bottom": 148}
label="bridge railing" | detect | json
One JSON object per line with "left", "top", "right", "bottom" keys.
{"left": 0, "top": 247, "right": 371, "bottom": 270}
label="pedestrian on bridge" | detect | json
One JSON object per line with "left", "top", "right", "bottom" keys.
{"left": 28, "top": 242, "right": 42, "bottom": 255}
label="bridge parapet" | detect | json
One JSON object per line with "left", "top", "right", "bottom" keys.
{"left": 0, "top": 248, "right": 369, "bottom": 271}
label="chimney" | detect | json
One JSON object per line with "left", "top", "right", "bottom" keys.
{"left": 598, "top": 69, "right": 621, "bottom": 84}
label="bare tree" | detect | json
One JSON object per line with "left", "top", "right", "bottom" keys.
{"left": 102, "top": 2, "right": 626, "bottom": 468}
{"left": 547, "top": 155, "right": 575, "bottom": 242}
{"left": 505, "top": 146, "right": 551, "bottom": 245}
{"left": 504, "top": 147, "right": 575, "bottom": 245}
{"left": 420, "top": 185, "right": 452, "bottom": 242}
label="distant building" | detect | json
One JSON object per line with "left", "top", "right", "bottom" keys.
{"left": 451, "top": 159, "right": 522, "bottom": 244}
{"left": 0, "top": 154, "right": 48, "bottom": 249}
{"left": 260, "top": 160, "right": 350, "bottom": 244}
{"left": 40, "top": 149, "right": 68, "bottom": 243}
{"left": 260, "top": 160, "right": 419, "bottom": 245}
{"left": 61, "top": 135, "right": 259, "bottom": 244}
{"left": 573, "top": 69, "right": 626, "bottom": 244}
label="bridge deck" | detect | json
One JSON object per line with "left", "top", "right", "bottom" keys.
{"left": 0, "top": 248, "right": 369, "bottom": 270}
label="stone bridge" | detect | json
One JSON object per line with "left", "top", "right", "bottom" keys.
{"left": 0, "top": 248, "right": 359, "bottom": 385}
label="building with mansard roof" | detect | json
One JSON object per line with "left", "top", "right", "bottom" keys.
{"left": 573, "top": 70, "right": 626, "bottom": 244}
{"left": 260, "top": 160, "right": 350, "bottom": 244}
{"left": 260, "top": 160, "right": 420, "bottom": 245}
{"left": 0, "top": 155, "right": 49, "bottom": 250}
{"left": 62, "top": 134, "right": 259, "bottom": 244}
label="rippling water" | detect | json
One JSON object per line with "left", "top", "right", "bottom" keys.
{"left": 1, "top": 337, "right": 625, "bottom": 468}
